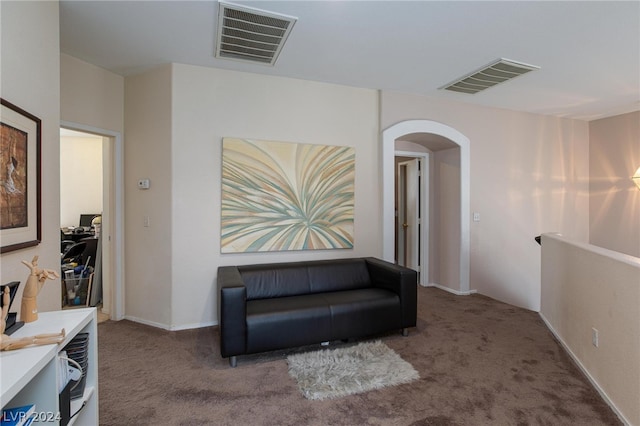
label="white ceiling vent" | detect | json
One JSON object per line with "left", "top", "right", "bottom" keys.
{"left": 441, "top": 58, "right": 540, "bottom": 94}
{"left": 215, "top": 1, "right": 297, "bottom": 66}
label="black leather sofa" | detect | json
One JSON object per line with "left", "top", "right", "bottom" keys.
{"left": 217, "top": 257, "right": 417, "bottom": 367}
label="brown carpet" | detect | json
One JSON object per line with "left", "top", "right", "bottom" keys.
{"left": 97, "top": 287, "right": 622, "bottom": 425}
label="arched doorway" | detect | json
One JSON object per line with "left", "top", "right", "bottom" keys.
{"left": 382, "top": 120, "right": 470, "bottom": 294}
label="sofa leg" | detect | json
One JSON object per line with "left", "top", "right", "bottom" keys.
{"left": 402, "top": 328, "right": 409, "bottom": 337}
{"left": 229, "top": 356, "right": 237, "bottom": 368}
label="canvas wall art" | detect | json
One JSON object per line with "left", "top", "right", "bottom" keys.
{"left": 221, "top": 138, "right": 355, "bottom": 253}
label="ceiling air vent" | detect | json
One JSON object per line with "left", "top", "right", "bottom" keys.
{"left": 215, "top": 1, "right": 297, "bottom": 66}
{"left": 441, "top": 58, "right": 540, "bottom": 94}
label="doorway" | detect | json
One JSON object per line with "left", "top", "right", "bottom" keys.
{"left": 395, "top": 152, "right": 429, "bottom": 285}
{"left": 60, "top": 122, "right": 124, "bottom": 320}
{"left": 382, "top": 120, "right": 471, "bottom": 294}
{"left": 60, "top": 128, "right": 103, "bottom": 312}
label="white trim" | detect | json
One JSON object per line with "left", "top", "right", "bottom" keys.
{"left": 543, "top": 232, "right": 640, "bottom": 267}
{"left": 124, "top": 315, "right": 170, "bottom": 330}
{"left": 539, "top": 313, "right": 631, "bottom": 426}
{"left": 60, "top": 121, "right": 125, "bottom": 321}
{"left": 170, "top": 320, "right": 218, "bottom": 331}
{"left": 382, "top": 120, "right": 470, "bottom": 293}
{"left": 124, "top": 315, "right": 217, "bottom": 331}
{"left": 395, "top": 151, "right": 429, "bottom": 285}
{"left": 425, "top": 282, "right": 477, "bottom": 296}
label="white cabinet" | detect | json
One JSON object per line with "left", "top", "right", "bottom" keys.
{"left": 1, "top": 308, "right": 98, "bottom": 425}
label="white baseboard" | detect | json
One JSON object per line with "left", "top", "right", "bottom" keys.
{"left": 539, "top": 314, "right": 631, "bottom": 426}
{"left": 170, "top": 320, "right": 217, "bottom": 331}
{"left": 124, "top": 315, "right": 217, "bottom": 331}
{"left": 124, "top": 315, "right": 171, "bottom": 330}
{"left": 423, "top": 282, "right": 477, "bottom": 296}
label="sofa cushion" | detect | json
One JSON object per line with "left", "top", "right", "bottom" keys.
{"left": 323, "top": 289, "right": 402, "bottom": 339}
{"left": 241, "top": 265, "right": 310, "bottom": 300}
{"left": 246, "top": 293, "right": 332, "bottom": 352}
{"left": 307, "top": 259, "right": 371, "bottom": 293}
{"left": 239, "top": 259, "right": 372, "bottom": 300}
{"left": 245, "top": 287, "right": 401, "bottom": 353}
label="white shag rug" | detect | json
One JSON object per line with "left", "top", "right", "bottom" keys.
{"left": 287, "top": 340, "right": 419, "bottom": 400}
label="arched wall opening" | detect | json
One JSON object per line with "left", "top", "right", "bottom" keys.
{"left": 382, "top": 120, "right": 471, "bottom": 294}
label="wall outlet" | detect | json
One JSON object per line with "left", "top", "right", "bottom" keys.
{"left": 473, "top": 212, "right": 480, "bottom": 222}
{"left": 592, "top": 327, "right": 599, "bottom": 347}
{"left": 138, "top": 178, "right": 150, "bottom": 190}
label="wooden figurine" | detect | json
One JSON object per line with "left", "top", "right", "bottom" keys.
{"left": 20, "top": 256, "right": 60, "bottom": 323}
{"left": 1, "top": 287, "right": 10, "bottom": 335}
{"left": 0, "top": 328, "right": 66, "bottom": 351}
{"left": 1, "top": 286, "right": 66, "bottom": 351}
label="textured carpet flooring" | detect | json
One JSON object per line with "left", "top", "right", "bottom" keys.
{"left": 98, "top": 287, "right": 622, "bottom": 425}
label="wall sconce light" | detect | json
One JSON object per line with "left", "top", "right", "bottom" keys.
{"left": 633, "top": 166, "right": 640, "bottom": 190}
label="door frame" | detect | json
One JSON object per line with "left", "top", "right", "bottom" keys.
{"left": 395, "top": 151, "right": 429, "bottom": 285}
{"left": 61, "top": 121, "right": 124, "bottom": 320}
{"left": 383, "top": 120, "right": 470, "bottom": 294}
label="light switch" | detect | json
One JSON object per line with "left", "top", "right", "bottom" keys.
{"left": 473, "top": 212, "right": 480, "bottom": 222}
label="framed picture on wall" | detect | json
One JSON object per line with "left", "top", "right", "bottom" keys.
{"left": 221, "top": 138, "right": 355, "bottom": 253}
{"left": 0, "top": 98, "right": 41, "bottom": 254}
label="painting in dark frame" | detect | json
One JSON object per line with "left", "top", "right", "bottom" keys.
{"left": 0, "top": 98, "right": 41, "bottom": 253}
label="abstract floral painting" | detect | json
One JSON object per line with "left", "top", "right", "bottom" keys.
{"left": 221, "top": 138, "right": 355, "bottom": 253}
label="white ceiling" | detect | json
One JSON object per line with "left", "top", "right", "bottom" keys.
{"left": 59, "top": 0, "right": 640, "bottom": 121}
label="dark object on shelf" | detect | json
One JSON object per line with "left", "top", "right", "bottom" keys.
{"left": 535, "top": 235, "right": 541, "bottom": 245}
{"left": 61, "top": 229, "right": 76, "bottom": 253}
{"left": 61, "top": 237, "right": 98, "bottom": 268}
{"left": 79, "top": 213, "right": 100, "bottom": 228}
{"left": 1, "top": 281, "right": 24, "bottom": 335}
{"left": 59, "top": 378, "right": 72, "bottom": 426}
{"left": 63, "top": 333, "right": 90, "bottom": 400}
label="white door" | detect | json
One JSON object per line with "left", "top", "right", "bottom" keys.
{"left": 397, "top": 158, "right": 420, "bottom": 272}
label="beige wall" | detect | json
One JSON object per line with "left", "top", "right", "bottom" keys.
{"left": 60, "top": 136, "right": 103, "bottom": 228}
{"left": 433, "top": 147, "right": 461, "bottom": 291}
{"left": 170, "top": 64, "right": 380, "bottom": 328}
{"left": 541, "top": 233, "right": 640, "bottom": 425}
{"left": 589, "top": 111, "right": 640, "bottom": 257}
{"left": 123, "top": 65, "right": 173, "bottom": 327}
{"left": 82, "top": 63, "right": 595, "bottom": 325}
{"left": 60, "top": 54, "right": 124, "bottom": 132}
{"left": 57, "top": 54, "right": 634, "bottom": 329}
{"left": 381, "top": 91, "right": 590, "bottom": 311}
{"left": 55, "top": 44, "right": 633, "bottom": 332}
{"left": 0, "top": 1, "right": 61, "bottom": 313}
{"left": 60, "top": 52, "right": 125, "bottom": 319}
{"left": 122, "top": 64, "right": 379, "bottom": 329}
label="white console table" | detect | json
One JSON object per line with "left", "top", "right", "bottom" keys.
{"left": 1, "top": 308, "right": 98, "bottom": 425}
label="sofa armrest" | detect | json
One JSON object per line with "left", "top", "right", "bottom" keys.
{"left": 217, "top": 266, "right": 247, "bottom": 358}
{"left": 364, "top": 257, "right": 417, "bottom": 328}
